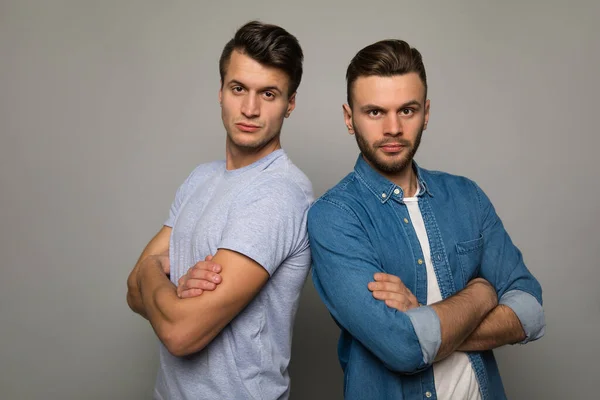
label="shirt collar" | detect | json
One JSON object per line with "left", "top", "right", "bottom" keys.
{"left": 353, "top": 154, "right": 433, "bottom": 204}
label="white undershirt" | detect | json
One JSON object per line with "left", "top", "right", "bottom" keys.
{"left": 404, "top": 186, "right": 481, "bottom": 400}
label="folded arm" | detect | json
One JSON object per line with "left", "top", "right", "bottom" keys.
{"left": 308, "top": 200, "right": 497, "bottom": 373}
{"left": 370, "top": 272, "right": 531, "bottom": 354}
{"left": 134, "top": 246, "right": 268, "bottom": 356}
{"left": 127, "top": 226, "right": 172, "bottom": 320}
{"left": 128, "top": 176, "right": 308, "bottom": 357}
{"left": 473, "top": 182, "right": 546, "bottom": 346}
{"left": 430, "top": 278, "right": 498, "bottom": 360}
{"left": 457, "top": 304, "right": 524, "bottom": 352}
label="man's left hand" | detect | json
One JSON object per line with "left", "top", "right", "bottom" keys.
{"left": 368, "top": 273, "right": 419, "bottom": 312}
{"left": 177, "top": 255, "right": 223, "bottom": 299}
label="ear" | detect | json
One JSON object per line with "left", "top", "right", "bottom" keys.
{"left": 343, "top": 103, "right": 354, "bottom": 135}
{"left": 423, "top": 99, "right": 430, "bottom": 130}
{"left": 218, "top": 80, "right": 223, "bottom": 105}
{"left": 285, "top": 92, "right": 296, "bottom": 118}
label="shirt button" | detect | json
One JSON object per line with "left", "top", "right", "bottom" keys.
{"left": 403, "top": 218, "right": 409, "bottom": 224}
{"left": 418, "top": 259, "right": 423, "bottom": 265}
{"left": 394, "top": 188, "right": 400, "bottom": 195}
{"left": 436, "top": 254, "right": 442, "bottom": 261}
{"left": 425, "top": 391, "right": 432, "bottom": 398}
{"left": 381, "top": 193, "right": 387, "bottom": 198}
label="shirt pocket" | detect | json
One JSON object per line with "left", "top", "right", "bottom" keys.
{"left": 455, "top": 235, "right": 484, "bottom": 286}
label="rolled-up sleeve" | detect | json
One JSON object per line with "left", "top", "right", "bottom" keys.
{"left": 308, "top": 199, "right": 433, "bottom": 373}
{"left": 406, "top": 306, "right": 442, "bottom": 364}
{"left": 499, "top": 290, "right": 545, "bottom": 343}
{"left": 474, "top": 181, "right": 545, "bottom": 342}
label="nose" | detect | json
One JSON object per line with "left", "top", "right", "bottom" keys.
{"left": 241, "top": 93, "right": 260, "bottom": 119}
{"left": 383, "top": 114, "right": 402, "bottom": 136}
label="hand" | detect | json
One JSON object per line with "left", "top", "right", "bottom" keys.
{"left": 466, "top": 277, "right": 498, "bottom": 309}
{"left": 368, "top": 273, "right": 419, "bottom": 312}
{"left": 177, "top": 255, "right": 223, "bottom": 299}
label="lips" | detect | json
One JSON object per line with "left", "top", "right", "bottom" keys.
{"left": 235, "top": 123, "right": 261, "bottom": 133}
{"left": 380, "top": 144, "right": 406, "bottom": 152}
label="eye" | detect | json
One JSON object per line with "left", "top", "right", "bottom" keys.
{"left": 400, "top": 108, "right": 414, "bottom": 116}
{"left": 263, "top": 91, "right": 276, "bottom": 100}
{"left": 368, "top": 109, "right": 382, "bottom": 117}
{"left": 232, "top": 86, "right": 244, "bottom": 94}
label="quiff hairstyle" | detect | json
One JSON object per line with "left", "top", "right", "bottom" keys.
{"left": 219, "top": 21, "right": 303, "bottom": 98}
{"left": 346, "top": 39, "right": 427, "bottom": 107}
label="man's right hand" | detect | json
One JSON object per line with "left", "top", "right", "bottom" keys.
{"left": 176, "top": 255, "right": 223, "bottom": 299}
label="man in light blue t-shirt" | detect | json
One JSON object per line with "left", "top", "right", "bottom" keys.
{"left": 126, "top": 21, "right": 313, "bottom": 400}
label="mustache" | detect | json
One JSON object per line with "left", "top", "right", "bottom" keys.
{"left": 374, "top": 139, "right": 412, "bottom": 147}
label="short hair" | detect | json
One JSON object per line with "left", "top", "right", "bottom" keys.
{"left": 219, "top": 21, "right": 303, "bottom": 97}
{"left": 346, "top": 39, "right": 427, "bottom": 107}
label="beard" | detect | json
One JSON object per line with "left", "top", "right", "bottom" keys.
{"left": 353, "top": 120, "right": 424, "bottom": 174}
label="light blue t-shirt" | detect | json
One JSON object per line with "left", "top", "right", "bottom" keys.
{"left": 155, "top": 149, "right": 314, "bottom": 400}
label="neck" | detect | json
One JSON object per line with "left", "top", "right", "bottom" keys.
{"left": 225, "top": 136, "right": 281, "bottom": 170}
{"left": 367, "top": 156, "right": 418, "bottom": 197}
{"left": 400, "top": 168, "right": 418, "bottom": 197}
{"left": 391, "top": 167, "right": 418, "bottom": 197}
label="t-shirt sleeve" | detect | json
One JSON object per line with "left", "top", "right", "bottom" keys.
{"left": 217, "top": 177, "right": 310, "bottom": 276}
{"left": 164, "top": 167, "right": 201, "bottom": 228}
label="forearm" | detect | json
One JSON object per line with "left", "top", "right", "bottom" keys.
{"left": 137, "top": 258, "right": 182, "bottom": 334}
{"left": 134, "top": 250, "right": 269, "bottom": 357}
{"left": 126, "top": 265, "right": 149, "bottom": 319}
{"left": 127, "top": 253, "right": 170, "bottom": 319}
{"left": 431, "top": 281, "right": 497, "bottom": 361}
{"left": 127, "top": 228, "right": 171, "bottom": 319}
{"left": 457, "top": 304, "right": 525, "bottom": 352}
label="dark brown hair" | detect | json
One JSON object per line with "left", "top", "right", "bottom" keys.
{"left": 346, "top": 39, "right": 427, "bottom": 107}
{"left": 219, "top": 21, "right": 303, "bottom": 97}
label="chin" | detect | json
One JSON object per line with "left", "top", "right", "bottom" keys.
{"left": 231, "top": 136, "right": 265, "bottom": 151}
{"left": 374, "top": 156, "right": 412, "bottom": 173}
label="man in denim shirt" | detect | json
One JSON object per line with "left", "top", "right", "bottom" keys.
{"left": 307, "top": 40, "right": 545, "bottom": 400}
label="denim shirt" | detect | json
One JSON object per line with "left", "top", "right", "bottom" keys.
{"left": 307, "top": 156, "right": 545, "bottom": 400}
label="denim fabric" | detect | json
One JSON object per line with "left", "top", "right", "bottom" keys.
{"left": 307, "top": 155, "right": 545, "bottom": 400}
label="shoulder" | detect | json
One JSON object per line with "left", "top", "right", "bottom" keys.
{"left": 186, "top": 160, "right": 225, "bottom": 182}
{"left": 309, "top": 173, "right": 363, "bottom": 222}
{"left": 418, "top": 166, "right": 479, "bottom": 196}
{"left": 172, "top": 160, "right": 224, "bottom": 201}
{"left": 176, "top": 160, "right": 225, "bottom": 191}
{"left": 249, "top": 155, "right": 314, "bottom": 208}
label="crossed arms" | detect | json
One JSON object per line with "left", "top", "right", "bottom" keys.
{"left": 368, "top": 273, "right": 529, "bottom": 357}
{"left": 126, "top": 226, "right": 269, "bottom": 357}
{"left": 306, "top": 193, "right": 545, "bottom": 374}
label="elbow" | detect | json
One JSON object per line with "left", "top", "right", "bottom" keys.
{"left": 366, "top": 328, "right": 429, "bottom": 374}
{"left": 126, "top": 291, "right": 136, "bottom": 312}
{"left": 126, "top": 272, "right": 142, "bottom": 313}
{"left": 521, "top": 307, "right": 546, "bottom": 343}
{"left": 380, "top": 346, "right": 427, "bottom": 374}
{"left": 381, "top": 306, "right": 439, "bottom": 374}
{"left": 158, "top": 324, "right": 209, "bottom": 357}
{"left": 161, "top": 333, "right": 193, "bottom": 357}
{"left": 499, "top": 290, "right": 546, "bottom": 344}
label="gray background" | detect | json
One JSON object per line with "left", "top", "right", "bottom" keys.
{"left": 1, "top": 0, "right": 598, "bottom": 399}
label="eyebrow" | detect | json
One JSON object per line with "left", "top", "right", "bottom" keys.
{"left": 359, "top": 100, "right": 422, "bottom": 112}
{"left": 228, "top": 80, "right": 283, "bottom": 95}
